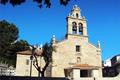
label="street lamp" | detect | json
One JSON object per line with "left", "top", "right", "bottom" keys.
{"left": 30, "top": 55, "right": 33, "bottom": 77}
{"left": 29, "top": 46, "right": 36, "bottom": 77}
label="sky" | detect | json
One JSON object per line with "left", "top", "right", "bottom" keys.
{"left": 0, "top": 0, "right": 120, "bottom": 60}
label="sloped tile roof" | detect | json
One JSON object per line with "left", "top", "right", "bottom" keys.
{"left": 17, "top": 50, "right": 42, "bottom": 56}
{"left": 71, "top": 63, "right": 100, "bottom": 70}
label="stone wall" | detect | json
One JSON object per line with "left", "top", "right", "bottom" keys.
{"left": 52, "top": 36, "right": 102, "bottom": 77}
{"left": 16, "top": 53, "right": 45, "bottom": 76}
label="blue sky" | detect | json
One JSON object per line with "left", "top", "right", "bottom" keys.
{"left": 0, "top": 0, "right": 120, "bottom": 60}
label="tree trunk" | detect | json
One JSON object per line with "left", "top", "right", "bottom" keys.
{"left": 41, "top": 71, "right": 45, "bottom": 77}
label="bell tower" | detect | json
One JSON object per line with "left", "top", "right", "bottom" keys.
{"left": 66, "top": 5, "right": 88, "bottom": 38}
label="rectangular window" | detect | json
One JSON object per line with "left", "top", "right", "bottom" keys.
{"left": 26, "top": 59, "right": 29, "bottom": 65}
{"left": 80, "top": 70, "right": 92, "bottom": 77}
{"left": 80, "top": 70, "right": 88, "bottom": 77}
{"left": 76, "top": 45, "right": 80, "bottom": 52}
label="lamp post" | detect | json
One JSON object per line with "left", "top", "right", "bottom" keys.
{"left": 29, "top": 46, "right": 36, "bottom": 77}
{"left": 30, "top": 55, "right": 33, "bottom": 77}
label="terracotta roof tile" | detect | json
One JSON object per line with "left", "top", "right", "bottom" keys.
{"left": 17, "top": 49, "right": 42, "bottom": 56}
{"left": 72, "top": 63, "right": 100, "bottom": 70}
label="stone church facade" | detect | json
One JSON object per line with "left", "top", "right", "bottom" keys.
{"left": 16, "top": 5, "right": 105, "bottom": 79}
{"left": 50, "top": 5, "right": 102, "bottom": 79}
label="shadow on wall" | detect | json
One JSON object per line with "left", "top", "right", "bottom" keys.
{"left": 0, "top": 76, "right": 69, "bottom": 80}
{"left": 0, "top": 74, "right": 120, "bottom": 80}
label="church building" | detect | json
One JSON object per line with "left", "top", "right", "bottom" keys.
{"left": 50, "top": 5, "right": 102, "bottom": 79}
{"left": 16, "top": 5, "right": 103, "bottom": 79}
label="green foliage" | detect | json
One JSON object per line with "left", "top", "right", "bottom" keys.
{"left": 8, "top": 40, "right": 30, "bottom": 67}
{"left": 10, "top": 40, "right": 30, "bottom": 52}
{"left": 0, "top": 20, "right": 30, "bottom": 67}
{"left": 32, "top": 43, "right": 55, "bottom": 77}
{"left": 0, "top": 0, "right": 25, "bottom": 6}
{"left": 0, "top": 20, "right": 19, "bottom": 55}
{"left": 0, "top": 0, "right": 73, "bottom": 8}
{"left": 42, "top": 43, "right": 54, "bottom": 63}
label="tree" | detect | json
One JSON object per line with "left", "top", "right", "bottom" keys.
{"left": 0, "top": 0, "right": 74, "bottom": 8}
{"left": 0, "top": 20, "right": 19, "bottom": 58}
{"left": 32, "top": 43, "right": 55, "bottom": 77}
{"left": 9, "top": 40, "right": 30, "bottom": 66}
{"left": 0, "top": 20, "right": 29, "bottom": 67}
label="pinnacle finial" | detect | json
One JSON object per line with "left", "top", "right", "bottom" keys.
{"left": 97, "top": 41, "right": 101, "bottom": 48}
{"left": 73, "top": 5, "right": 80, "bottom": 10}
{"left": 52, "top": 35, "right": 56, "bottom": 44}
{"left": 53, "top": 35, "right": 55, "bottom": 38}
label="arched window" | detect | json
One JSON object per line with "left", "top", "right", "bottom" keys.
{"left": 78, "top": 23, "right": 83, "bottom": 35}
{"left": 72, "top": 22, "right": 77, "bottom": 34}
{"left": 77, "top": 57, "right": 81, "bottom": 63}
{"left": 76, "top": 13, "right": 79, "bottom": 18}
